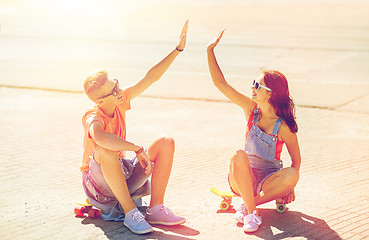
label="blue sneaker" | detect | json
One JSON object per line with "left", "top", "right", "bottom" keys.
{"left": 146, "top": 204, "right": 186, "bottom": 226}
{"left": 124, "top": 208, "right": 153, "bottom": 234}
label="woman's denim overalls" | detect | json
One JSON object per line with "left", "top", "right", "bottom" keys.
{"left": 244, "top": 107, "right": 283, "bottom": 195}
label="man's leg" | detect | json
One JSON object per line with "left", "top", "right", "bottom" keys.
{"left": 145, "top": 135, "right": 186, "bottom": 226}
{"left": 147, "top": 135, "right": 175, "bottom": 208}
{"left": 94, "top": 146, "right": 136, "bottom": 214}
{"left": 93, "top": 146, "right": 154, "bottom": 234}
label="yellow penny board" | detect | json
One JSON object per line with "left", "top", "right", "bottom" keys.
{"left": 210, "top": 187, "right": 238, "bottom": 210}
{"left": 210, "top": 187, "right": 287, "bottom": 213}
{"left": 210, "top": 187, "right": 237, "bottom": 198}
{"left": 76, "top": 198, "right": 93, "bottom": 207}
{"left": 75, "top": 198, "right": 101, "bottom": 218}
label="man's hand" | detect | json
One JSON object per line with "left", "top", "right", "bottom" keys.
{"left": 176, "top": 20, "right": 188, "bottom": 51}
{"left": 136, "top": 150, "right": 152, "bottom": 175}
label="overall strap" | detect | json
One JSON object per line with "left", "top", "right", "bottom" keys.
{"left": 271, "top": 118, "right": 283, "bottom": 136}
{"left": 252, "top": 107, "right": 260, "bottom": 124}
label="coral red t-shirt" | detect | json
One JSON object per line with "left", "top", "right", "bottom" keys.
{"left": 81, "top": 88, "right": 131, "bottom": 172}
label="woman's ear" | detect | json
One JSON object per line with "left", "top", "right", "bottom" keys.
{"left": 267, "top": 91, "right": 272, "bottom": 101}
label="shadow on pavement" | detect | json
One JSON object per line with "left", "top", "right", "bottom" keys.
{"left": 152, "top": 224, "right": 200, "bottom": 237}
{"left": 237, "top": 209, "right": 342, "bottom": 240}
{"left": 217, "top": 208, "right": 237, "bottom": 214}
{"left": 81, "top": 218, "right": 200, "bottom": 240}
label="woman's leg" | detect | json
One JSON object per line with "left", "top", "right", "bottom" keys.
{"left": 254, "top": 167, "right": 299, "bottom": 205}
{"left": 229, "top": 150, "right": 257, "bottom": 213}
{"left": 147, "top": 135, "right": 175, "bottom": 208}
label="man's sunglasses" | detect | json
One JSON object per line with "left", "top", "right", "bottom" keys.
{"left": 99, "top": 79, "right": 119, "bottom": 99}
{"left": 252, "top": 80, "right": 272, "bottom": 92}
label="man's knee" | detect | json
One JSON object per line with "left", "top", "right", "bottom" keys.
{"left": 94, "top": 146, "right": 118, "bottom": 164}
{"left": 154, "top": 135, "right": 175, "bottom": 151}
{"left": 159, "top": 135, "right": 175, "bottom": 148}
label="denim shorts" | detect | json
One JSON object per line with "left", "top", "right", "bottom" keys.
{"left": 251, "top": 166, "right": 280, "bottom": 195}
{"left": 82, "top": 156, "right": 152, "bottom": 221}
{"left": 229, "top": 156, "right": 282, "bottom": 196}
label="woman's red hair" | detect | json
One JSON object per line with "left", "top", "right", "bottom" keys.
{"left": 263, "top": 70, "right": 298, "bottom": 133}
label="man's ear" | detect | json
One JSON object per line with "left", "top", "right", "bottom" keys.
{"left": 96, "top": 99, "right": 103, "bottom": 105}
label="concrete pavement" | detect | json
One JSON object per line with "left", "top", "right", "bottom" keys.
{"left": 0, "top": 86, "right": 368, "bottom": 239}
{"left": 1, "top": 0, "right": 369, "bottom": 239}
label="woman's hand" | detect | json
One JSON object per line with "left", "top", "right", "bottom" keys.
{"left": 207, "top": 29, "right": 225, "bottom": 52}
{"left": 136, "top": 150, "right": 152, "bottom": 175}
{"left": 176, "top": 20, "right": 189, "bottom": 51}
{"left": 282, "top": 189, "right": 296, "bottom": 204}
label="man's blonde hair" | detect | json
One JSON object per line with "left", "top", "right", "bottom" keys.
{"left": 84, "top": 69, "right": 108, "bottom": 101}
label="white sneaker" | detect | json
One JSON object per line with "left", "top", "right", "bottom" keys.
{"left": 243, "top": 210, "right": 262, "bottom": 233}
{"left": 234, "top": 203, "right": 247, "bottom": 223}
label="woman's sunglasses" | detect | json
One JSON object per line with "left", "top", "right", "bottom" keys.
{"left": 252, "top": 80, "right": 272, "bottom": 92}
{"left": 99, "top": 79, "right": 119, "bottom": 99}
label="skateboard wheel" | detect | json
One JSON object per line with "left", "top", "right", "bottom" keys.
{"left": 276, "top": 204, "right": 286, "bottom": 213}
{"left": 74, "top": 207, "right": 81, "bottom": 215}
{"left": 88, "top": 209, "right": 96, "bottom": 218}
{"left": 88, "top": 209, "right": 101, "bottom": 218}
{"left": 220, "top": 201, "right": 230, "bottom": 211}
{"left": 74, "top": 207, "right": 85, "bottom": 217}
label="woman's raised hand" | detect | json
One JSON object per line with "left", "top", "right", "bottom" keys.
{"left": 176, "top": 20, "right": 189, "bottom": 51}
{"left": 207, "top": 29, "right": 225, "bottom": 51}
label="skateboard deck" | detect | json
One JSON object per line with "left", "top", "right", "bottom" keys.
{"left": 210, "top": 187, "right": 286, "bottom": 213}
{"left": 74, "top": 196, "right": 148, "bottom": 219}
{"left": 210, "top": 187, "right": 237, "bottom": 210}
{"left": 74, "top": 198, "right": 101, "bottom": 218}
